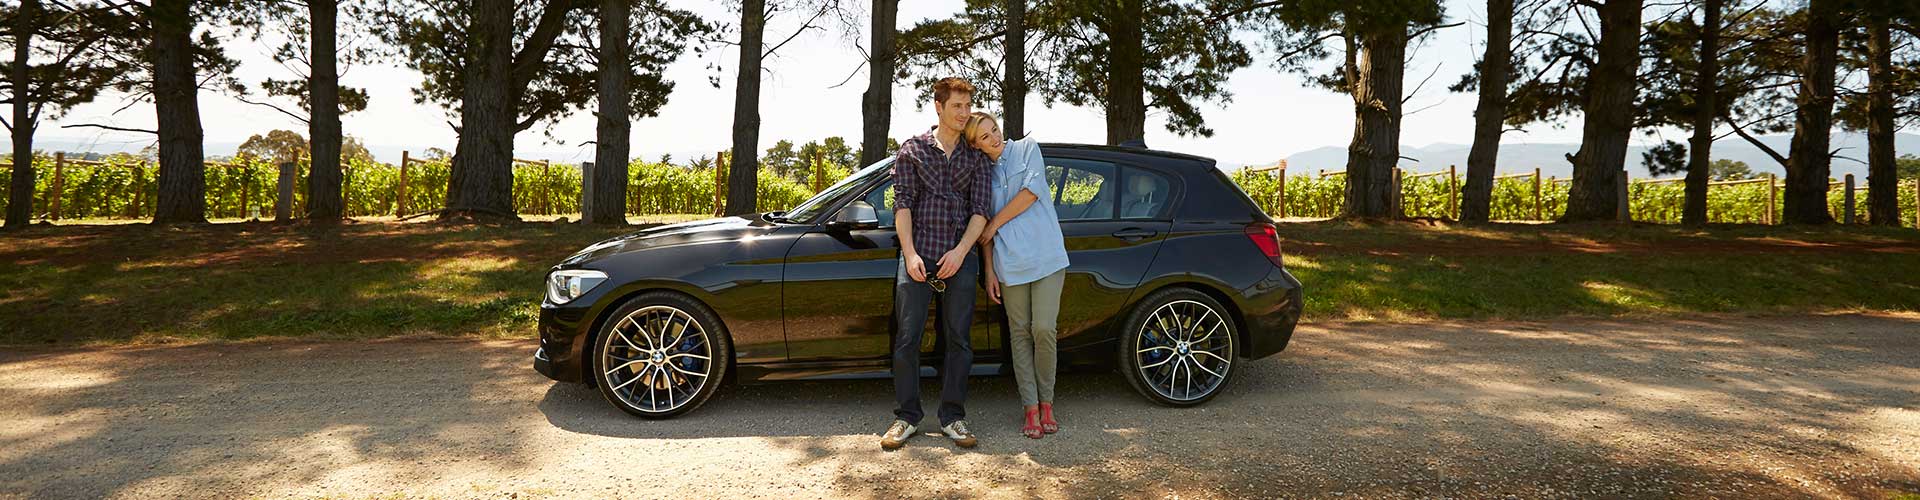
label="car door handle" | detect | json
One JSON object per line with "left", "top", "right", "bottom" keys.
{"left": 1111, "top": 228, "right": 1158, "bottom": 241}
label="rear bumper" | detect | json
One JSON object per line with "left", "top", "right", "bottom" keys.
{"left": 1243, "top": 267, "right": 1304, "bottom": 359}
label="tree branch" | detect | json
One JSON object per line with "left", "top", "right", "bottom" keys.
{"left": 233, "top": 95, "right": 312, "bottom": 125}
{"left": 62, "top": 123, "right": 157, "bottom": 134}
{"left": 1409, "top": 21, "right": 1465, "bottom": 40}
{"left": 1719, "top": 113, "right": 1787, "bottom": 167}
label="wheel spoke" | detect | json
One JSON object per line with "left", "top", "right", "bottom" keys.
{"left": 1193, "top": 350, "right": 1231, "bottom": 365}
{"left": 666, "top": 352, "right": 711, "bottom": 361}
{"left": 604, "top": 359, "right": 644, "bottom": 376}
{"left": 624, "top": 317, "right": 656, "bottom": 350}
{"left": 1190, "top": 355, "right": 1226, "bottom": 379}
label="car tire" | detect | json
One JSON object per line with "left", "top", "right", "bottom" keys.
{"left": 593, "top": 291, "right": 732, "bottom": 419}
{"left": 1117, "top": 288, "right": 1237, "bottom": 407}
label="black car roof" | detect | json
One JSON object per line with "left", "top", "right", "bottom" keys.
{"left": 1037, "top": 142, "right": 1218, "bottom": 169}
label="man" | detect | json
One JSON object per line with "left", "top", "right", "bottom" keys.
{"left": 880, "top": 77, "right": 993, "bottom": 450}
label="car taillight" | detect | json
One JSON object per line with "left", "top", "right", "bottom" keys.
{"left": 1243, "top": 222, "right": 1284, "bottom": 268}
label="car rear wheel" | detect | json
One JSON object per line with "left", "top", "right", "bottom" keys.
{"left": 1118, "top": 288, "right": 1236, "bottom": 406}
{"left": 593, "top": 292, "right": 731, "bottom": 419}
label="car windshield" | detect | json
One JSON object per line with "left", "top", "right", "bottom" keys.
{"left": 778, "top": 157, "right": 893, "bottom": 223}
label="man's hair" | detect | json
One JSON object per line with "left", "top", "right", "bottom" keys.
{"left": 932, "top": 77, "right": 975, "bottom": 105}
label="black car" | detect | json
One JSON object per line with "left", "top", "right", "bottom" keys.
{"left": 534, "top": 143, "right": 1303, "bottom": 418}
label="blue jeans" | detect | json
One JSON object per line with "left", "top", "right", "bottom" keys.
{"left": 892, "top": 251, "right": 978, "bottom": 426}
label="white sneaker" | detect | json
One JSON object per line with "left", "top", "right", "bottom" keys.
{"left": 880, "top": 420, "right": 916, "bottom": 450}
{"left": 941, "top": 420, "right": 978, "bottom": 448}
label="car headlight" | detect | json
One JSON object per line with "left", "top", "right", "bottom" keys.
{"left": 546, "top": 269, "right": 608, "bottom": 305}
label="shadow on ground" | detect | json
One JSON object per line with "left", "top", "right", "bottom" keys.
{"left": 9, "top": 315, "right": 1901, "bottom": 497}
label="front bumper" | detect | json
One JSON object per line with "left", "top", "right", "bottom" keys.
{"left": 534, "top": 300, "right": 596, "bottom": 383}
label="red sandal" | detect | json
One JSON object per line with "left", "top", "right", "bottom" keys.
{"left": 1023, "top": 406, "right": 1044, "bottom": 439}
{"left": 1039, "top": 403, "right": 1059, "bottom": 434}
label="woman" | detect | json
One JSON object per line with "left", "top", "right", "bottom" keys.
{"left": 963, "top": 112, "right": 1070, "bottom": 439}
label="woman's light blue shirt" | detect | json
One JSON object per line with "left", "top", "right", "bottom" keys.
{"left": 990, "top": 137, "right": 1070, "bottom": 286}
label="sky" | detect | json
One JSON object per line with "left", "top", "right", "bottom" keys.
{"left": 29, "top": 0, "right": 1612, "bottom": 168}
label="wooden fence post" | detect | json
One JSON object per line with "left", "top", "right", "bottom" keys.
{"left": 715, "top": 150, "right": 729, "bottom": 217}
{"left": 1448, "top": 165, "right": 1458, "bottom": 219}
{"left": 1392, "top": 168, "right": 1404, "bottom": 217}
{"left": 50, "top": 152, "right": 65, "bottom": 220}
{"left": 580, "top": 162, "right": 596, "bottom": 222}
{"left": 811, "top": 150, "right": 826, "bottom": 192}
{"left": 240, "top": 165, "right": 251, "bottom": 220}
{"left": 1532, "top": 167, "right": 1543, "bottom": 221}
{"left": 1766, "top": 174, "right": 1777, "bottom": 225}
{"left": 129, "top": 164, "right": 145, "bottom": 219}
{"left": 276, "top": 161, "right": 296, "bottom": 220}
{"left": 1277, "top": 166, "right": 1288, "bottom": 218}
{"left": 395, "top": 151, "right": 410, "bottom": 218}
{"left": 1843, "top": 173, "right": 1856, "bottom": 224}
{"left": 1616, "top": 169, "right": 1629, "bottom": 222}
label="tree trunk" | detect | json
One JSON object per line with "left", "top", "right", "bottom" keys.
{"left": 1459, "top": 0, "right": 1511, "bottom": 223}
{"left": 1682, "top": 0, "right": 1719, "bottom": 226}
{"left": 5, "top": 0, "right": 36, "bottom": 228}
{"left": 590, "top": 0, "right": 631, "bottom": 225}
{"left": 1343, "top": 27, "right": 1407, "bottom": 219}
{"left": 1561, "top": 0, "right": 1642, "bottom": 222}
{"left": 1864, "top": 14, "right": 1896, "bottom": 225}
{"left": 1002, "top": 0, "right": 1026, "bottom": 140}
{"left": 443, "top": 0, "right": 518, "bottom": 220}
{"left": 859, "top": 0, "right": 897, "bottom": 168}
{"left": 726, "top": 0, "right": 766, "bottom": 216}
{"left": 1783, "top": 0, "right": 1838, "bottom": 225}
{"left": 307, "top": 0, "right": 343, "bottom": 222}
{"left": 150, "top": 0, "right": 207, "bottom": 224}
{"left": 1103, "top": 0, "right": 1146, "bottom": 146}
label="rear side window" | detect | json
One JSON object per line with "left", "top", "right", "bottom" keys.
{"left": 1118, "top": 167, "right": 1175, "bottom": 219}
{"left": 1044, "top": 158, "right": 1118, "bottom": 221}
{"left": 1179, "top": 167, "right": 1269, "bottom": 223}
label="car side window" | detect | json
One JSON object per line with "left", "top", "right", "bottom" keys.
{"left": 862, "top": 181, "right": 896, "bottom": 227}
{"left": 1118, "top": 167, "right": 1174, "bottom": 219}
{"left": 1045, "top": 158, "right": 1117, "bottom": 221}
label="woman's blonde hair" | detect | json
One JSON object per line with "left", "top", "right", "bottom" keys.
{"left": 962, "top": 111, "right": 999, "bottom": 146}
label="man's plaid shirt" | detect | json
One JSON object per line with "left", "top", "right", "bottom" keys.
{"left": 892, "top": 128, "right": 994, "bottom": 259}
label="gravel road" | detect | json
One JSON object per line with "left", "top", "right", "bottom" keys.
{"left": 3, "top": 314, "right": 1917, "bottom": 499}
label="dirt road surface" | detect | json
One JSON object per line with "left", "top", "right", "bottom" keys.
{"left": 3, "top": 315, "right": 1917, "bottom": 499}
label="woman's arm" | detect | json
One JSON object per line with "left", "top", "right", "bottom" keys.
{"left": 983, "top": 140, "right": 1049, "bottom": 240}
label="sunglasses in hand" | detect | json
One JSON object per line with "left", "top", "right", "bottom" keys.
{"left": 927, "top": 277, "right": 947, "bottom": 293}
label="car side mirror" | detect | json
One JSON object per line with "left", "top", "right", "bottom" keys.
{"left": 828, "top": 201, "right": 880, "bottom": 231}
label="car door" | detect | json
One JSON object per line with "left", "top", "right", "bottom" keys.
{"left": 781, "top": 179, "right": 998, "bottom": 365}
{"left": 1041, "top": 155, "right": 1179, "bottom": 355}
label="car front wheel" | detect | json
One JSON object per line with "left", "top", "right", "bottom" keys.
{"left": 1118, "top": 288, "right": 1236, "bottom": 406}
{"left": 593, "top": 292, "right": 731, "bottom": 419}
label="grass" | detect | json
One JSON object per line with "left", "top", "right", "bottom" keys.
{"left": 1, "top": 216, "right": 1916, "bottom": 346}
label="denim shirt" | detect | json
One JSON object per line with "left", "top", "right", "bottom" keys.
{"left": 989, "top": 137, "right": 1070, "bottom": 286}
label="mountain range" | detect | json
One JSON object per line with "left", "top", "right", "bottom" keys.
{"left": 1233, "top": 131, "right": 1920, "bottom": 180}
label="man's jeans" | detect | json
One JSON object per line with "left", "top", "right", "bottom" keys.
{"left": 892, "top": 251, "right": 979, "bottom": 427}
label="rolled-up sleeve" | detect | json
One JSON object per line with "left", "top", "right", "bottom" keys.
{"left": 1021, "top": 142, "right": 1051, "bottom": 204}
{"left": 891, "top": 147, "right": 917, "bottom": 213}
{"left": 968, "top": 154, "right": 993, "bottom": 219}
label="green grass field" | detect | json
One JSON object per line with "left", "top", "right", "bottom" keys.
{"left": 1, "top": 217, "right": 1915, "bottom": 346}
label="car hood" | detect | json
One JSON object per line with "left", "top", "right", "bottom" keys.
{"left": 561, "top": 214, "right": 783, "bottom": 265}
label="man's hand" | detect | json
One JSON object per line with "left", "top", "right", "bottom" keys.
{"left": 904, "top": 253, "right": 928, "bottom": 282}
{"left": 986, "top": 270, "right": 1002, "bottom": 304}
{"left": 935, "top": 247, "right": 967, "bottom": 279}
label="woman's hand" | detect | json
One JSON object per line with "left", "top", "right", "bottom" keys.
{"left": 980, "top": 222, "right": 1000, "bottom": 244}
{"left": 986, "top": 270, "right": 1002, "bottom": 304}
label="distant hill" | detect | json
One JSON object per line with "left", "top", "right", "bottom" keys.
{"left": 1239, "top": 132, "right": 1920, "bottom": 180}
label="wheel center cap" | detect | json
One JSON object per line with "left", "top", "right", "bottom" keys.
{"left": 1176, "top": 342, "right": 1190, "bottom": 354}
{"left": 651, "top": 352, "right": 664, "bottom": 363}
